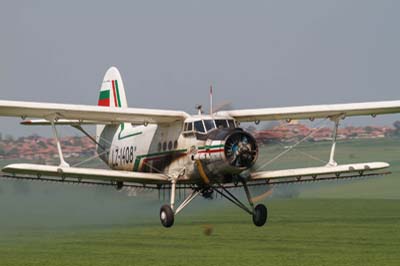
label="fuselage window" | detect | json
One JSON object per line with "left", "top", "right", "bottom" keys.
{"left": 168, "top": 141, "right": 173, "bottom": 150}
{"left": 184, "top": 123, "right": 188, "bottom": 131}
{"left": 215, "top": 119, "right": 228, "bottom": 129}
{"left": 203, "top": 120, "right": 215, "bottom": 131}
{"left": 187, "top": 122, "right": 193, "bottom": 131}
{"left": 227, "top": 120, "right": 236, "bottom": 128}
{"left": 163, "top": 142, "right": 167, "bottom": 151}
{"left": 194, "top": 121, "right": 205, "bottom": 133}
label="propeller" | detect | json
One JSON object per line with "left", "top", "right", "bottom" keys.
{"left": 213, "top": 100, "right": 234, "bottom": 113}
{"left": 225, "top": 131, "right": 258, "bottom": 168}
{"left": 250, "top": 188, "right": 274, "bottom": 203}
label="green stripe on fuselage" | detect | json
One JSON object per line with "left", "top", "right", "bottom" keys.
{"left": 133, "top": 149, "right": 188, "bottom": 171}
{"left": 118, "top": 123, "right": 142, "bottom": 140}
{"left": 198, "top": 144, "right": 224, "bottom": 150}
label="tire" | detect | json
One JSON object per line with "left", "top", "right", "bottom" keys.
{"left": 252, "top": 204, "right": 267, "bottom": 227}
{"left": 160, "top": 205, "right": 174, "bottom": 228}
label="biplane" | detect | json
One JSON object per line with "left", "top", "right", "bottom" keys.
{"left": 0, "top": 67, "right": 399, "bottom": 227}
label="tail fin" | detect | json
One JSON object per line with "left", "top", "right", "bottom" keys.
{"left": 98, "top": 66, "right": 128, "bottom": 108}
{"left": 96, "top": 67, "right": 127, "bottom": 153}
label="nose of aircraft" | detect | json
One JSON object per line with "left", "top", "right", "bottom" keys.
{"left": 224, "top": 131, "right": 258, "bottom": 168}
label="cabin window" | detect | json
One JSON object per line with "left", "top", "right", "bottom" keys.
{"left": 183, "top": 122, "right": 194, "bottom": 133}
{"left": 194, "top": 121, "right": 205, "bottom": 133}
{"left": 203, "top": 120, "right": 215, "bottom": 131}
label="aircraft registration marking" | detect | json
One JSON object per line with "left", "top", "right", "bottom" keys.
{"left": 111, "top": 145, "right": 136, "bottom": 167}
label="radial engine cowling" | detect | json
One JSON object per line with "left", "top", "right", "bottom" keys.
{"left": 195, "top": 129, "right": 258, "bottom": 176}
{"left": 224, "top": 130, "right": 258, "bottom": 169}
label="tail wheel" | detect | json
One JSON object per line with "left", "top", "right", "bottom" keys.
{"left": 160, "top": 205, "right": 174, "bottom": 228}
{"left": 252, "top": 204, "right": 267, "bottom": 227}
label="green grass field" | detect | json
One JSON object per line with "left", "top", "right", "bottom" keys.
{"left": 0, "top": 199, "right": 399, "bottom": 266}
{"left": 0, "top": 138, "right": 400, "bottom": 266}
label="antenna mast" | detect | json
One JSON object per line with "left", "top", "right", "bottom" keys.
{"left": 209, "top": 85, "right": 213, "bottom": 115}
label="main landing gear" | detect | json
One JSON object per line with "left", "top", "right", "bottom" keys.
{"left": 160, "top": 205, "right": 174, "bottom": 228}
{"left": 159, "top": 179, "right": 201, "bottom": 228}
{"left": 159, "top": 179, "right": 268, "bottom": 228}
{"left": 213, "top": 180, "right": 268, "bottom": 227}
{"left": 253, "top": 204, "right": 268, "bottom": 227}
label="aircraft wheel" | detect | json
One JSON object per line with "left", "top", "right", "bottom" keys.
{"left": 160, "top": 205, "right": 174, "bottom": 228}
{"left": 252, "top": 204, "right": 267, "bottom": 227}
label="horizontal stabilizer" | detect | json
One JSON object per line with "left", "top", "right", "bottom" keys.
{"left": 250, "top": 162, "right": 390, "bottom": 184}
{"left": 2, "top": 163, "right": 169, "bottom": 184}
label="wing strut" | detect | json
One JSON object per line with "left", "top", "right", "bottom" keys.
{"left": 327, "top": 116, "right": 341, "bottom": 166}
{"left": 72, "top": 125, "right": 107, "bottom": 152}
{"left": 50, "top": 119, "right": 69, "bottom": 167}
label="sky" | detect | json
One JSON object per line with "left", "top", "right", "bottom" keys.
{"left": 1, "top": 0, "right": 400, "bottom": 137}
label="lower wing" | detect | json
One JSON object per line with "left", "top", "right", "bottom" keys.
{"left": 2, "top": 163, "right": 169, "bottom": 185}
{"left": 248, "top": 162, "right": 390, "bottom": 185}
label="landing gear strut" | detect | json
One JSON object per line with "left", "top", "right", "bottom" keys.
{"left": 213, "top": 180, "right": 268, "bottom": 227}
{"left": 159, "top": 179, "right": 201, "bottom": 228}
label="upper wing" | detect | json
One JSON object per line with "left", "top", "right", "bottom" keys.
{"left": 215, "top": 100, "right": 400, "bottom": 122}
{"left": 2, "top": 163, "right": 169, "bottom": 184}
{"left": 248, "top": 162, "right": 389, "bottom": 185}
{"left": 0, "top": 100, "right": 189, "bottom": 124}
{"left": 20, "top": 119, "right": 105, "bottom": 126}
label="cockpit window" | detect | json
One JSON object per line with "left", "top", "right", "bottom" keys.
{"left": 215, "top": 119, "right": 228, "bottom": 128}
{"left": 227, "top": 120, "right": 236, "bottom": 128}
{"left": 194, "top": 120, "right": 205, "bottom": 133}
{"left": 203, "top": 120, "right": 215, "bottom": 131}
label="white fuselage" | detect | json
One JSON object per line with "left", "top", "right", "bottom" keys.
{"left": 96, "top": 115, "right": 258, "bottom": 185}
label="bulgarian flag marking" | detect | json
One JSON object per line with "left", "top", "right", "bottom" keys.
{"left": 98, "top": 80, "right": 122, "bottom": 107}
{"left": 98, "top": 90, "right": 110, "bottom": 106}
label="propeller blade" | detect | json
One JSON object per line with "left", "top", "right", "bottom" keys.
{"left": 251, "top": 188, "right": 274, "bottom": 203}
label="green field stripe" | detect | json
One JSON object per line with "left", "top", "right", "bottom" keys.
{"left": 198, "top": 144, "right": 225, "bottom": 150}
{"left": 99, "top": 90, "right": 110, "bottom": 100}
{"left": 133, "top": 149, "right": 188, "bottom": 171}
{"left": 115, "top": 80, "right": 122, "bottom": 107}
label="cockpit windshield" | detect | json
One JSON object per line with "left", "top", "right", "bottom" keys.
{"left": 194, "top": 120, "right": 205, "bottom": 133}
{"left": 184, "top": 119, "right": 236, "bottom": 134}
{"left": 203, "top": 120, "right": 215, "bottom": 131}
